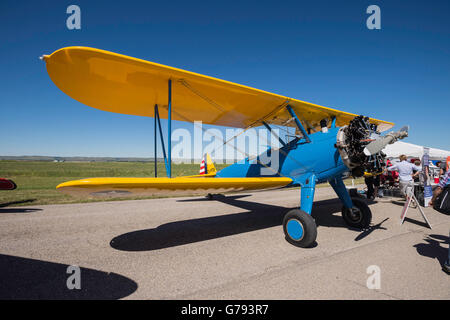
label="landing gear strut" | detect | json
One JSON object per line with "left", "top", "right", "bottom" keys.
{"left": 329, "top": 176, "right": 372, "bottom": 230}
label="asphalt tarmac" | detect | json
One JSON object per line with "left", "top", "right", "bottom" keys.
{"left": 0, "top": 186, "right": 449, "bottom": 299}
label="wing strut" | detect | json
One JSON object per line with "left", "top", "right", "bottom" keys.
{"left": 262, "top": 121, "right": 287, "bottom": 147}
{"left": 154, "top": 104, "right": 169, "bottom": 177}
{"left": 286, "top": 105, "right": 311, "bottom": 143}
{"left": 168, "top": 79, "right": 172, "bottom": 178}
{"left": 154, "top": 104, "right": 158, "bottom": 177}
{"left": 153, "top": 79, "right": 173, "bottom": 178}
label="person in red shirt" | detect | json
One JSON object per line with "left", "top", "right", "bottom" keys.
{"left": 381, "top": 159, "right": 398, "bottom": 187}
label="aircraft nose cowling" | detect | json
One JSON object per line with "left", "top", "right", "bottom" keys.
{"left": 335, "top": 115, "right": 403, "bottom": 178}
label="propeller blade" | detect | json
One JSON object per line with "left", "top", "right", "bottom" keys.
{"left": 363, "top": 127, "right": 409, "bottom": 156}
{"left": 399, "top": 125, "right": 409, "bottom": 134}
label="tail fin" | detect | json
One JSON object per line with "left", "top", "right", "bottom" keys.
{"left": 205, "top": 153, "right": 217, "bottom": 175}
{"left": 199, "top": 153, "right": 216, "bottom": 175}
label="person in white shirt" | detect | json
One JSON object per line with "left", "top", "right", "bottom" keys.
{"left": 387, "top": 155, "right": 421, "bottom": 197}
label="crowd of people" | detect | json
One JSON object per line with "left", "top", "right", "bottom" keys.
{"left": 363, "top": 156, "right": 416, "bottom": 200}
{"left": 363, "top": 154, "right": 450, "bottom": 275}
{"left": 364, "top": 155, "right": 448, "bottom": 200}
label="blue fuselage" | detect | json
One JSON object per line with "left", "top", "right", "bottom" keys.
{"left": 216, "top": 127, "right": 348, "bottom": 186}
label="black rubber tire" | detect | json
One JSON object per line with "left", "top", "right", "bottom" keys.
{"left": 283, "top": 209, "right": 317, "bottom": 248}
{"left": 341, "top": 197, "right": 372, "bottom": 229}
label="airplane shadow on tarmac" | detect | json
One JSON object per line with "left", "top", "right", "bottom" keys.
{"left": 0, "top": 254, "right": 137, "bottom": 299}
{"left": 0, "top": 208, "right": 42, "bottom": 213}
{"left": 110, "top": 194, "right": 380, "bottom": 252}
{"left": 0, "top": 199, "right": 37, "bottom": 207}
{"left": 0, "top": 199, "right": 42, "bottom": 213}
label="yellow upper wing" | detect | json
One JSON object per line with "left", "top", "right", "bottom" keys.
{"left": 43, "top": 46, "right": 394, "bottom": 132}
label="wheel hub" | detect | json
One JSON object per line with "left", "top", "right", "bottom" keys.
{"left": 346, "top": 207, "right": 363, "bottom": 223}
{"left": 286, "top": 219, "right": 304, "bottom": 241}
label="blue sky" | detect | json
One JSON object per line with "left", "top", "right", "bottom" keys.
{"left": 0, "top": 0, "right": 449, "bottom": 157}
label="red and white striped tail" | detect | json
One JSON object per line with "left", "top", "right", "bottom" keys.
{"left": 199, "top": 158, "right": 206, "bottom": 175}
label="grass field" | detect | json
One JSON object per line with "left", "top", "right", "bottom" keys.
{"left": 0, "top": 160, "right": 363, "bottom": 207}
{"left": 0, "top": 160, "right": 228, "bottom": 207}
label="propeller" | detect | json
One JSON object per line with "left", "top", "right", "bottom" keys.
{"left": 363, "top": 126, "right": 409, "bottom": 156}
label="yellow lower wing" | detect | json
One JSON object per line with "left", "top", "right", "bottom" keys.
{"left": 56, "top": 177, "right": 293, "bottom": 197}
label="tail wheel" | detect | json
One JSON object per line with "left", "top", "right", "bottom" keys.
{"left": 283, "top": 209, "right": 317, "bottom": 248}
{"left": 341, "top": 197, "right": 372, "bottom": 229}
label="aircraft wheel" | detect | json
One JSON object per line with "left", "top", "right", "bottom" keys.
{"left": 341, "top": 198, "right": 372, "bottom": 229}
{"left": 283, "top": 209, "right": 317, "bottom": 248}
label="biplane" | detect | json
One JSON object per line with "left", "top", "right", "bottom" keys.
{"left": 42, "top": 47, "right": 408, "bottom": 247}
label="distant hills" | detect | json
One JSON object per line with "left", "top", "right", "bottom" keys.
{"left": 1, "top": 155, "right": 166, "bottom": 162}
{"left": 0, "top": 156, "right": 209, "bottom": 163}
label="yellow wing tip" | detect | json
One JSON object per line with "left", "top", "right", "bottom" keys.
{"left": 56, "top": 181, "right": 70, "bottom": 189}
{"left": 56, "top": 179, "right": 83, "bottom": 189}
{"left": 57, "top": 178, "right": 97, "bottom": 189}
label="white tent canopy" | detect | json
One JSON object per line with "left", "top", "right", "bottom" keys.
{"left": 382, "top": 141, "right": 450, "bottom": 160}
